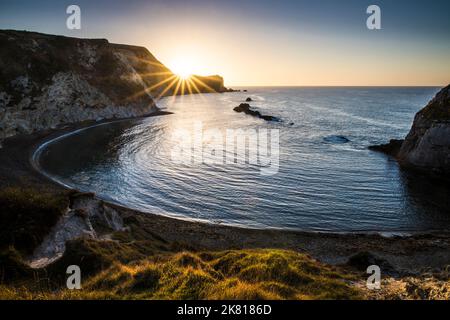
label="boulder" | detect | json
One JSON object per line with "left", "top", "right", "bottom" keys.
{"left": 346, "top": 251, "right": 395, "bottom": 274}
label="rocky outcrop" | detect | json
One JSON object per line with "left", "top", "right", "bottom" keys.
{"left": 189, "top": 75, "right": 228, "bottom": 93}
{"left": 397, "top": 85, "right": 450, "bottom": 176}
{"left": 0, "top": 30, "right": 229, "bottom": 146}
{"left": 29, "top": 192, "right": 125, "bottom": 268}
{"left": 369, "top": 139, "right": 404, "bottom": 156}
{"left": 371, "top": 85, "right": 450, "bottom": 177}
{"left": 233, "top": 103, "right": 280, "bottom": 122}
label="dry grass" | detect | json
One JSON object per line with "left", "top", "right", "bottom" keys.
{"left": 0, "top": 249, "right": 362, "bottom": 300}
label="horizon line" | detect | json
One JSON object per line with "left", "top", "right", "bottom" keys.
{"left": 226, "top": 85, "right": 447, "bottom": 88}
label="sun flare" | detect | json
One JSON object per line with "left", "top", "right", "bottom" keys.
{"left": 168, "top": 55, "right": 203, "bottom": 80}
{"left": 168, "top": 58, "right": 193, "bottom": 79}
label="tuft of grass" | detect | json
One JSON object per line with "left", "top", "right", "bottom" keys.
{"left": 131, "top": 265, "right": 161, "bottom": 292}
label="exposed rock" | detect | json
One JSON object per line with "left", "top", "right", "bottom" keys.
{"left": 369, "top": 139, "right": 404, "bottom": 156}
{"left": 396, "top": 85, "right": 449, "bottom": 176}
{"left": 233, "top": 103, "right": 280, "bottom": 122}
{"left": 28, "top": 192, "right": 125, "bottom": 268}
{"left": 245, "top": 97, "right": 253, "bottom": 102}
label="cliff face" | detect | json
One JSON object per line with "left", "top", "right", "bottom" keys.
{"left": 397, "top": 85, "right": 450, "bottom": 176}
{"left": 0, "top": 30, "right": 227, "bottom": 145}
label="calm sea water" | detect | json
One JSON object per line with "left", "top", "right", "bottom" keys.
{"left": 38, "top": 87, "right": 450, "bottom": 233}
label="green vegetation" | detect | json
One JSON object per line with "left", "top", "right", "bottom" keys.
{"left": 0, "top": 249, "right": 362, "bottom": 300}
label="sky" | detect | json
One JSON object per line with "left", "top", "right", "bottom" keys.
{"left": 1, "top": 0, "right": 449, "bottom": 86}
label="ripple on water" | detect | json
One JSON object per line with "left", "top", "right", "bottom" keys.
{"left": 37, "top": 87, "right": 450, "bottom": 233}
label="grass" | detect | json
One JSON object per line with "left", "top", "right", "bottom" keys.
{"left": 0, "top": 249, "right": 362, "bottom": 300}
{"left": 0, "top": 187, "right": 362, "bottom": 300}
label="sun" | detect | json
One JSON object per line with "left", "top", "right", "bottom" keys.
{"left": 168, "top": 56, "right": 198, "bottom": 80}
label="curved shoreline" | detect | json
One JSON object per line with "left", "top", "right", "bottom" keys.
{"left": 1, "top": 111, "right": 450, "bottom": 273}
{"left": 30, "top": 111, "right": 450, "bottom": 236}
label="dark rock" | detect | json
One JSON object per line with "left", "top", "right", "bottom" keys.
{"left": 369, "top": 139, "right": 404, "bottom": 156}
{"left": 233, "top": 103, "right": 280, "bottom": 122}
{"left": 233, "top": 103, "right": 252, "bottom": 113}
{"left": 396, "top": 85, "right": 450, "bottom": 177}
{"left": 346, "top": 251, "right": 395, "bottom": 273}
{"left": 260, "top": 115, "right": 280, "bottom": 122}
{"left": 323, "top": 135, "right": 350, "bottom": 144}
{"left": 245, "top": 97, "right": 253, "bottom": 102}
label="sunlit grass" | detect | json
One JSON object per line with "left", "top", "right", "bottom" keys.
{"left": 0, "top": 249, "right": 362, "bottom": 300}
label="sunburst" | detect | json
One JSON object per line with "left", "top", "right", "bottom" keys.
{"left": 124, "top": 55, "right": 218, "bottom": 102}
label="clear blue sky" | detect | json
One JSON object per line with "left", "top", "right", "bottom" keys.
{"left": 1, "top": 0, "right": 449, "bottom": 86}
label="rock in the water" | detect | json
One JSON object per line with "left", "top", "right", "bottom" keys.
{"left": 323, "top": 135, "right": 350, "bottom": 144}
{"left": 234, "top": 103, "right": 253, "bottom": 113}
{"left": 233, "top": 103, "right": 280, "bottom": 122}
{"left": 397, "top": 85, "right": 450, "bottom": 177}
{"left": 369, "top": 139, "right": 404, "bottom": 156}
{"left": 245, "top": 97, "right": 253, "bottom": 102}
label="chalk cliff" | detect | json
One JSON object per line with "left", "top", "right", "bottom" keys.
{"left": 0, "top": 30, "right": 228, "bottom": 145}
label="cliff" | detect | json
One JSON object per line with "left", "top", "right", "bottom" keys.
{"left": 0, "top": 30, "right": 228, "bottom": 145}
{"left": 397, "top": 85, "right": 450, "bottom": 176}
{"left": 371, "top": 85, "right": 450, "bottom": 177}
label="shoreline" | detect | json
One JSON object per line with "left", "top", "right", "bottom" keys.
{"left": 1, "top": 111, "right": 449, "bottom": 276}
